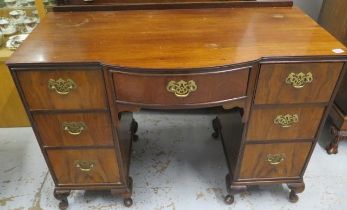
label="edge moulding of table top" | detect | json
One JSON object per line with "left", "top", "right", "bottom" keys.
{"left": 6, "top": 5, "right": 347, "bottom": 209}
{"left": 51, "top": 0, "right": 294, "bottom": 11}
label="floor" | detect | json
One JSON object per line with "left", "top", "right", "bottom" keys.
{"left": 0, "top": 110, "right": 347, "bottom": 210}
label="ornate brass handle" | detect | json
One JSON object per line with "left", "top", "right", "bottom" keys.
{"left": 267, "top": 154, "right": 285, "bottom": 165}
{"left": 166, "top": 80, "right": 197, "bottom": 98}
{"left": 285, "top": 72, "right": 313, "bottom": 89}
{"left": 274, "top": 114, "right": 299, "bottom": 128}
{"left": 62, "top": 122, "right": 87, "bottom": 136}
{"left": 75, "top": 160, "right": 95, "bottom": 172}
{"left": 48, "top": 78, "right": 77, "bottom": 95}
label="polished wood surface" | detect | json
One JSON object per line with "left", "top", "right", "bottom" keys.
{"left": 255, "top": 63, "right": 343, "bottom": 105}
{"left": 247, "top": 106, "right": 324, "bottom": 141}
{"left": 239, "top": 142, "right": 312, "bottom": 179}
{"left": 33, "top": 112, "right": 114, "bottom": 147}
{"left": 47, "top": 149, "right": 121, "bottom": 185}
{"left": 7, "top": 7, "right": 347, "bottom": 68}
{"left": 16, "top": 70, "right": 107, "bottom": 110}
{"left": 113, "top": 68, "right": 249, "bottom": 106}
{"left": 0, "top": 62, "right": 29, "bottom": 127}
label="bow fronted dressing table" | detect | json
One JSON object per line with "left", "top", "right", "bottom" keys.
{"left": 6, "top": 5, "right": 347, "bottom": 209}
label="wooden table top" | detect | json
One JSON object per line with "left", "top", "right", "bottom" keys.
{"left": 7, "top": 7, "right": 347, "bottom": 69}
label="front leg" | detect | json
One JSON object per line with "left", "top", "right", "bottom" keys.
{"left": 224, "top": 174, "right": 247, "bottom": 204}
{"left": 111, "top": 177, "right": 133, "bottom": 207}
{"left": 54, "top": 189, "right": 70, "bottom": 210}
{"left": 287, "top": 182, "right": 305, "bottom": 203}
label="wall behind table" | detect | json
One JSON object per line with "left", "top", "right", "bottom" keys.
{"left": 0, "top": 61, "right": 29, "bottom": 127}
{"left": 293, "top": 0, "right": 324, "bottom": 21}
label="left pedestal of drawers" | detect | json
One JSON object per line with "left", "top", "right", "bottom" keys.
{"left": 8, "top": 66, "right": 134, "bottom": 209}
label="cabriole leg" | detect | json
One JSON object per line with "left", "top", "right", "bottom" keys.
{"left": 326, "top": 125, "right": 344, "bottom": 154}
{"left": 54, "top": 189, "right": 70, "bottom": 210}
{"left": 224, "top": 174, "right": 247, "bottom": 205}
{"left": 131, "top": 119, "right": 139, "bottom": 142}
{"left": 212, "top": 117, "right": 221, "bottom": 139}
{"left": 287, "top": 182, "right": 305, "bottom": 203}
{"left": 112, "top": 177, "right": 133, "bottom": 207}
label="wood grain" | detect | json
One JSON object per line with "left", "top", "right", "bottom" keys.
{"left": 113, "top": 68, "right": 249, "bottom": 106}
{"left": 47, "top": 149, "right": 121, "bottom": 185}
{"left": 247, "top": 106, "right": 324, "bottom": 141}
{"left": 33, "top": 112, "right": 114, "bottom": 147}
{"left": 255, "top": 63, "right": 343, "bottom": 105}
{"left": 16, "top": 70, "right": 107, "bottom": 110}
{"left": 239, "top": 142, "right": 312, "bottom": 179}
{"left": 7, "top": 7, "right": 347, "bottom": 68}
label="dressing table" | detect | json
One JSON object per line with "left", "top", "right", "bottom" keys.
{"left": 6, "top": 1, "right": 347, "bottom": 209}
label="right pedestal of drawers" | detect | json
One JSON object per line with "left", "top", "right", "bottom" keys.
{"left": 220, "top": 62, "right": 345, "bottom": 204}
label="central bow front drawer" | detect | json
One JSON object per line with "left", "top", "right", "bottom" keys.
{"left": 112, "top": 68, "right": 249, "bottom": 106}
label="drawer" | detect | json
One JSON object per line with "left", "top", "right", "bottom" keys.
{"left": 247, "top": 106, "right": 324, "bottom": 141}
{"left": 239, "top": 142, "right": 312, "bottom": 179}
{"left": 47, "top": 149, "right": 121, "bottom": 185}
{"left": 254, "top": 63, "right": 343, "bottom": 104}
{"left": 113, "top": 68, "right": 249, "bottom": 106}
{"left": 16, "top": 70, "right": 107, "bottom": 110}
{"left": 33, "top": 112, "right": 114, "bottom": 147}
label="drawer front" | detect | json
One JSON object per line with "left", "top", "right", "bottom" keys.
{"left": 255, "top": 63, "right": 343, "bottom": 104}
{"left": 239, "top": 142, "right": 312, "bottom": 179}
{"left": 33, "top": 112, "right": 114, "bottom": 147}
{"left": 17, "top": 70, "right": 107, "bottom": 110}
{"left": 247, "top": 106, "right": 324, "bottom": 141}
{"left": 47, "top": 149, "right": 121, "bottom": 185}
{"left": 113, "top": 68, "right": 249, "bottom": 106}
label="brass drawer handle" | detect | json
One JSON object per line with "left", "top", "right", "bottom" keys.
{"left": 285, "top": 72, "right": 313, "bottom": 89}
{"left": 267, "top": 154, "right": 285, "bottom": 165}
{"left": 62, "top": 122, "right": 87, "bottom": 135}
{"left": 166, "top": 80, "right": 197, "bottom": 98}
{"left": 48, "top": 78, "right": 77, "bottom": 95}
{"left": 75, "top": 160, "right": 95, "bottom": 172}
{"left": 274, "top": 114, "right": 299, "bottom": 128}
{"left": 83, "top": 0, "right": 94, "bottom": 2}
